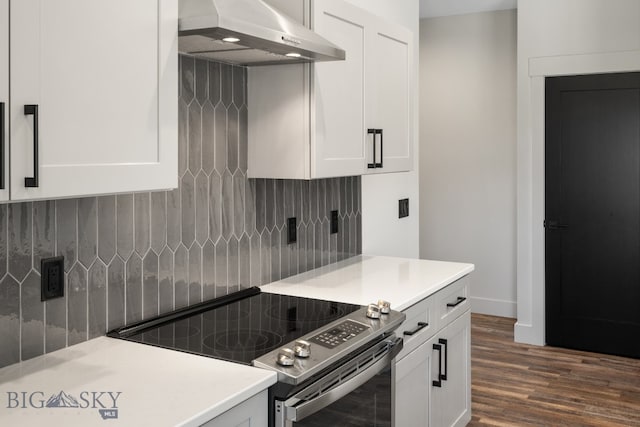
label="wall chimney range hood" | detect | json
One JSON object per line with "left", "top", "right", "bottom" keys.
{"left": 179, "top": 0, "right": 346, "bottom": 66}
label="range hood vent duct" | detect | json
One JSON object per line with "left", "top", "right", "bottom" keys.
{"left": 179, "top": 0, "right": 346, "bottom": 66}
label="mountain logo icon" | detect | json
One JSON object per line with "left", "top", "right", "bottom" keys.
{"left": 45, "top": 391, "right": 80, "bottom": 408}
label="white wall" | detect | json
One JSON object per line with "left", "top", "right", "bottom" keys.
{"left": 346, "top": 0, "right": 421, "bottom": 259}
{"left": 516, "top": 0, "right": 640, "bottom": 344}
{"left": 419, "top": 10, "right": 517, "bottom": 317}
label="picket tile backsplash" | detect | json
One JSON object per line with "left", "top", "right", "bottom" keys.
{"left": 0, "top": 56, "right": 362, "bottom": 369}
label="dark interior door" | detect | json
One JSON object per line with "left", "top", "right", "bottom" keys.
{"left": 546, "top": 72, "right": 640, "bottom": 358}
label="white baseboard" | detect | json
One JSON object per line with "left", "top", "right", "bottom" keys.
{"left": 470, "top": 296, "right": 516, "bottom": 318}
{"left": 514, "top": 321, "right": 545, "bottom": 346}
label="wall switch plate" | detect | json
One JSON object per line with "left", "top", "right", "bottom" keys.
{"left": 399, "top": 199, "right": 409, "bottom": 218}
{"left": 41, "top": 256, "right": 65, "bottom": 301}
{"left": 287, "top": 217, "right": 297, "bottom": 244}
{"left": 330, "top": 210, "right": 339, "bottom": 234}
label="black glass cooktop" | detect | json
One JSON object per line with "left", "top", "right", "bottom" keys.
{"left": 109, "top": 288, "right": 361, "bottom": 365}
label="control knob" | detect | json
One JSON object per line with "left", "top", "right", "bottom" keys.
{"left": 378, "top": 300, "right": 391, "bottom": 314}
{"left": 293, "top": 340, "right": 311, "bottom": 358}
{"left": 366, "top": 303, "right": 381, "bottom": 319}
{"left": 276, "top": 348, "right": 295, "bottom": 366}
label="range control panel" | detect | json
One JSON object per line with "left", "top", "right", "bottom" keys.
{"left": 309, "top": 320, "right": 369, "bottom": 349}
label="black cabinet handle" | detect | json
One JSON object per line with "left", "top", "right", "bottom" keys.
{"left": 544, "top": 220, "right": 569, "bottom": 230}
{"left": 367, "top": 129, "right": 384, "bottom": 169}
{"left": 367, "top": 128, "right": 376, "bottom": 169}
{"left": 24, "top": 104, "right": 39, "bottom": 188}
{"left": 0, "top": 102, "right": 5, "bottom": 190}
{"left": 432, "top": 343, "right": 442, "bottom": 387}
{"left": 375, "top": 128, "right": 383, "bottom": 168}
{"left": 447, "top": 296, "right": 466, "bottom": 308}
{"left": 439, "top": 338, "right": 448, "bottom": 381}
{"left": 403, "top": 322, "right": 428, "bottom": 336}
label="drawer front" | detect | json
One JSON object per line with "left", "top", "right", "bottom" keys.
{"left": 436, "top": 275, "right": 471, "bottom": 329}
{"left": 397, "top": 296, "right": 436, "bottom": 360}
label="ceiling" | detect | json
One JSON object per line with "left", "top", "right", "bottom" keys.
{"left": 420, "top": 0, "right": 517, "bottom": 18}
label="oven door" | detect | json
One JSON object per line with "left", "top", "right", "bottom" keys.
{"left": 275, "top": 336, "right": 403, "bottom": 427}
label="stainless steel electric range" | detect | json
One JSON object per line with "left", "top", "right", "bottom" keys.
{"left": 108, "top": 287, "right": 405, "bottom": 427}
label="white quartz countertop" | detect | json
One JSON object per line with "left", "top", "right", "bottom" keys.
{"left": 0, "top": 337, "right": 276, "bottom": 427}
{"left": 261, "top": 255, "right": 475, "bottom": 311}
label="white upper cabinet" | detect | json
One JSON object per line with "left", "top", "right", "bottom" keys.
{"left": 6, "top": 0, "right": 178, "bottom": 201}
{"left": 0, "top": 0, "right": 8, "bottom": 202}
{"left": 365, "top": 18, "right": 412, "bottom": 174}
{"left": 248, "top": 0, "right": 412, "bottom": 179}
{"left": 312, "top": 0, "right": 367, "bottom": 178}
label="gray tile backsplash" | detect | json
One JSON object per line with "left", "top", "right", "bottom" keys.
{"left": 0, "top": 56, "right": 362, "bottom": 369}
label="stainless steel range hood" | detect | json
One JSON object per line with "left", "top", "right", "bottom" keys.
{"left": 179, "top": 0, "right": 346, "bottom": 66}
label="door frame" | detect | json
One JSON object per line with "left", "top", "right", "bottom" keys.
{"left": 516, "top": 49, "right": 640, "bottom": 346}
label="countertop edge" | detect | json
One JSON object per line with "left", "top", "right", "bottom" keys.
{"left": 179, "top": 372, "right": 277, "bottom": 426}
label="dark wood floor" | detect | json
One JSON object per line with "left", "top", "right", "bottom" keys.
{"left": 470, "top": 314, "right": 640, "bottom": 426}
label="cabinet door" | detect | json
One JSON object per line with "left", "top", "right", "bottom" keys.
{"left": 396, "top": 336, "right": 437, "bottom": 427}
{"left": 311, "top": 0, "right": 366, "bottom": 178}
{"left": 365, "top": 17, "right": 412, "bottom": 173}
{"left": 201, "top": 390, "right": 268, "bottom": 427}
{"left": 0, "top": 0, "right": 8, "bottom": 202}
{"left": 9, "top": 0, "right": 178, "bottom": 201}
{"left": 432, "top": 311, "right": 471, "bottom": 427}
{"left": 248, "top": 63, "right": 311, "bottom": 179}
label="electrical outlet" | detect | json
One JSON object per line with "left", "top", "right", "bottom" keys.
{"left": 330, "top": 210, "right": 339, "bottom": 234}
{"left": 399, "top": 199, "right": 409, "bottom": 218}
{"left": 287, "top": 217, "right": 297, "bottom": 244}
{"left": 41, "top": 256, "right": 65, "bottom": 301}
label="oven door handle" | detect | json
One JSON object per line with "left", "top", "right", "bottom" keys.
{"left": 286, "top": 337, "right": 403, "bottom": 423}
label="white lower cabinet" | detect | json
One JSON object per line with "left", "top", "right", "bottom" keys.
{"left": 396, "top": 336, "right": 436, "bottom": 426}
{"left": 201, "top": 390, "right": 268, "bottom": 427}
{"left": 395, "top": 279, "right": 471, "bottom": 427}
{"left": 431, "top": 312, "right": 471, "bottom": 427}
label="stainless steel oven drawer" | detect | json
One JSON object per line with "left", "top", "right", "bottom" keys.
{"left": 275, "top": 336, "right": 402, "bottom": 427}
